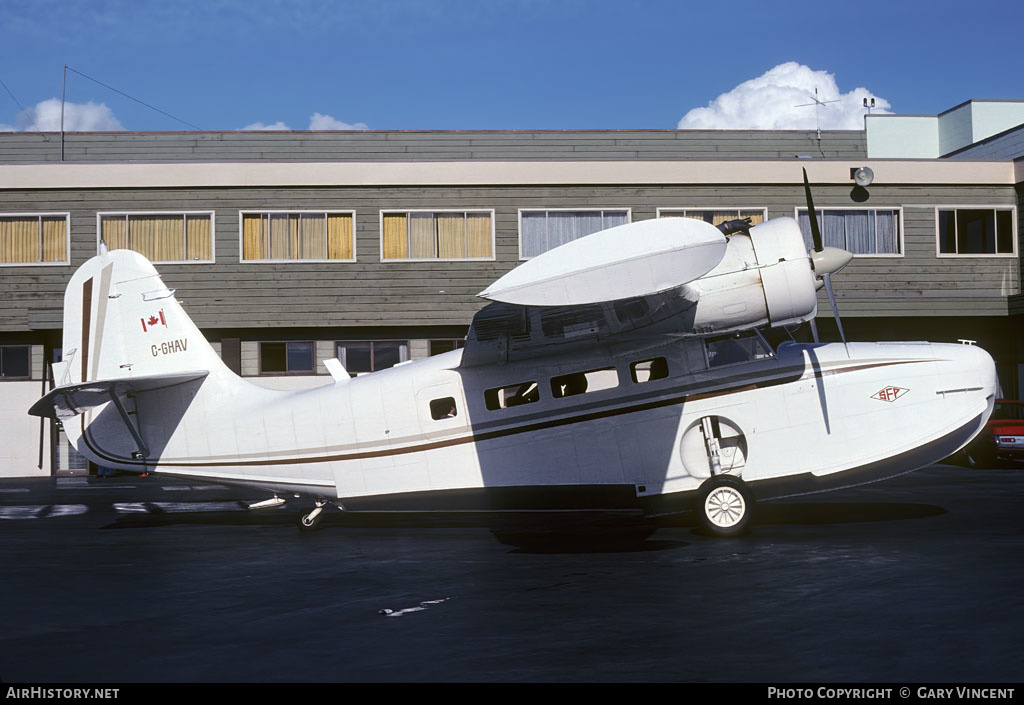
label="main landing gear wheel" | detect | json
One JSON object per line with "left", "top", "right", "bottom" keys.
{"left": 297, "top": 501, "right": 327, "bottom": 532}
{"left": 696, "top": 475, "right": 753, "bottom": 537}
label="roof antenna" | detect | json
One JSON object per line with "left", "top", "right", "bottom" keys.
{"left": 795, "top": 87, "right": 840, "bottom": 144}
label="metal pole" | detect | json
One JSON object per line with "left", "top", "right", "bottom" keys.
{"left": 60, "top": 65, "right": 66, "bottom": 161}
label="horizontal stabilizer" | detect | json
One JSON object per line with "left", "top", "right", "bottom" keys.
{"left": 29, "top": 371, "right": 209, "bottom": 420}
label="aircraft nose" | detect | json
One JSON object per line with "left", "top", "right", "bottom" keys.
{"left": 946, "top": 342, "right": 999, "bottom": 400}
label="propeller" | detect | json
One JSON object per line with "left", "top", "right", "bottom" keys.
{"left": 802, "top": 168, "right": 853, "bottom": 347}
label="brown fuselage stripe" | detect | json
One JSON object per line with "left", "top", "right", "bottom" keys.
{"left": 81, "top": 358, "right": 930, "bottom": 469}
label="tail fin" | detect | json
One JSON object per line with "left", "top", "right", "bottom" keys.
{"left": 56, "top": 248, "right": 233, "bottom": 386}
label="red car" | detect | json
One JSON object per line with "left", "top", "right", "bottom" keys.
{"left": 957, "top": 400, "right": 1024, "bottom": 467}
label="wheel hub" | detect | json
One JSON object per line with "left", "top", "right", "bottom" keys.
{"left": 704, "top": 486, "right": 746, "bottom": 528}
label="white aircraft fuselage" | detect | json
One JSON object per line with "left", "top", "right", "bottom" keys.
{"left": 64, "top": 333, "right": 995, "bottom": 513}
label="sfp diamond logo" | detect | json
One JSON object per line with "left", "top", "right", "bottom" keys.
{"left": 871, "top": 386, "right": 908, "bottom": 402}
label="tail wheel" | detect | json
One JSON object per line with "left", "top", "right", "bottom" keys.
{"left": 696, "top": 475, "right": 753, "bottom": 537}
{"left": 297, "top": 505, "right": 325, "bottom": 532}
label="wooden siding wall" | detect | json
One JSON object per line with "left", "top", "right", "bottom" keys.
{"left": 0, "top": 130, "right": 867, "bottom": 163}
{"left": 0, "top": 183, "right": 1017, "bottom": 332}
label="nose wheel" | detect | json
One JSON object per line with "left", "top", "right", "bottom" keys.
{"left": 696, "top": 475, "right": 753, "bottom": 537}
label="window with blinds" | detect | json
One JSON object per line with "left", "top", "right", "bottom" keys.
{"left": 796, "top": 209, "right": 901, "bottom": 255}
{"left": 519, "top": 209, "right": 629, "bottom": 258}
{"left": 658, "top": 209, "right": 766, "bottom": 227}
{"left": 0, "top": 214, "right": 69, "bottom": 265}
{"left": 381, "top": 211, "right": 493, "bottom": 260}
{"left": 99, "top": 212, "right": 213, "bottom": 262}
{"left": 241, "top": 212, "right": 355, "bottom": 261}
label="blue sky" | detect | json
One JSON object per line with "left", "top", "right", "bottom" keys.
{"left": 1, "top": 0, "right": 1021, "bottom": 132}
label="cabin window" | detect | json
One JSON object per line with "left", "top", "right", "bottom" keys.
{"left": 0, "top": 345, "right": 31, "bottom": 379}
{"left": 430, "top": 397, "right": 458, "bottom": 420}
{"left": 429, "top": 339, "right": 465, "bottom": 356}
{"left": 519, "top": 209, "right": 629, "bottom": 258}
{"left": 705, "top": 333, "right": 771, "bottom": 368}
{"left": 241, "top": 211, "right": 354, "bottom": 261}
{"left": 99, "top": 212, "right": 214, "bottom": 262}
{"left": 1, "top": 214, "right": 69, "bottom": 265}
{"left": 550, "top": 367, "right": 619, "bottom": 398}
{"left": 658, "top": 209, "right": 766, "bottom": 227}
{"left": 630, "top": 357, "right": 669, "bottom": 383}
{"left": 796, "top": 208, "right": 902, "bottom": 255}
{"left": 259, "top": 342, "right": 315, "bottom": 374}
{"left": 381, "top": 210, "right": 493, "bottom": 260}
{"left": 336, "top": 341, "right": 409, "bottom": 375}
{"left": 485, "top": 381, "right": 540, "bottom": 410}
{"left": 937, "top": 208, "right": 1015, "bottom": 256}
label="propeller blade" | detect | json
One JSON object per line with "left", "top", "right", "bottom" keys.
{"left": 802, "top": 167, "right": 824, "bottom": 253}
{"left": 822, "top": 273, "right": 847, "bottom": 346}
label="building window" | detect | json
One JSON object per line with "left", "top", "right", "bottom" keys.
{"left": 937, "top": 208, "right": 1015, "bottom": 256}
{"left": 0, "top": 214, "right": 68, "bottom": 265}
{"left": 429, "top": 339, "right": 465, "bottom": 356}
{"left": 0, "top": 345, "right": 31, "bottom": 379}
{"left": 381, "top": 211, "right": 493, "bottom": 260}
{"left": 241, "top": 212, "right": 354, "bottom": 261}
{"left": 658, "top": 209, "right": 766, "bottom": 227}
{"left": 336, "top": 341, "right": 409, "bottom": 376}
{"left": 519, "top": 209, "right": 629, "bottom": 258}
{"left": 259, "top": 342, "right": 315, "bottom": 374}
{"left": 796, "top": 209, "right": 901, "bottom": 255}
{"left": 99, "top": 212, "right": 213, "bottom": 262}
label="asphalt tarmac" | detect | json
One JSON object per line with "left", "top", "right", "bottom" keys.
{"left": 1, "top": 464, "right": 1022, "bottom": 683}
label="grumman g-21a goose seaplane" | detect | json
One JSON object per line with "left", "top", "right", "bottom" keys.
{"left": 30, "top": 172, "right": 997, "bottom": 536}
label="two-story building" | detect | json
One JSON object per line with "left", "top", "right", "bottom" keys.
{"left": 2, "top": 101, "right": 1022, "bottom": 477}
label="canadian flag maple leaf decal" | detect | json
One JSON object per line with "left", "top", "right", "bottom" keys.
{"left": 140, "top": 310, "right": 167, "bottom": 333}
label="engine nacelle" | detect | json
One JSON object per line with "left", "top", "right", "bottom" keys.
{"left": 689, "top": 218, "right": 818, "bottom": 334}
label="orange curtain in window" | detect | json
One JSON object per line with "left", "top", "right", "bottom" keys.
{"left": 0, "top": 217, "right": 38, "bottom": 263}
{"left": 382, "top": 213, "right": 408, "bottom": 260}
{"left": 466, "top": 213, "right": 492, "bottom": 258}
{"left": 242, "top": 214, "right": 264, "bottom": 260}
{"left": 327, "top": 214, "right": 353, "bottom": 259}
{"left": 436, "top": 213, "right": 464, "bottom": 259}
{"left": 185, "top": 215, "right": 211, "bottom": 261}
{"left": 131, "top": 214, "right": 184, "bottom": 261}
{"left": 269, "top": 214, "right": 290, "bottom": 259}
{"left": 101, "top": 216, "right": 128, "bottom": 250}
{"left": 41, "top": 216, "right": 66, "bottom": 262}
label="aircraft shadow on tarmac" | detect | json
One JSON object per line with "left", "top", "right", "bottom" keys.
{"left": 99, "top": 500, "right": 946, "bottom": 553}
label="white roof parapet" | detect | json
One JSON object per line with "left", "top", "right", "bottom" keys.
{"left": 0, "top": 159, "right": 1016, "bottom": 189}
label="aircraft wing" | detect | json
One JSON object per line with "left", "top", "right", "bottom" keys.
{"left": 29, "top": 370, "right": 209, "bottom": 420}
{"left": 461, "top": 218, "right": 728, "bottom": 367}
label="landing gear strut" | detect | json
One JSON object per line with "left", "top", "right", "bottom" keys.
{"left": 696, "top": 475, "right": 753, "bottom": 537}
{"left": 297, "top": 500, "right": 329, "bottom": 532}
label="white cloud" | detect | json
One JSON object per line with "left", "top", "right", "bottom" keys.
{"left": 308, "top": 113, "right": 369, "bottom": 131}
{"left": 678, "top": 62, "right": 891, "bottom": 130}
{"left": 9, "top": 97, "right": 124, "bottom": 131}
{"left": 240, "top": 120, "right": 292, "bottom": 130}
{"left": 240, "top": 113, "right": 369, "bottom": 131}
